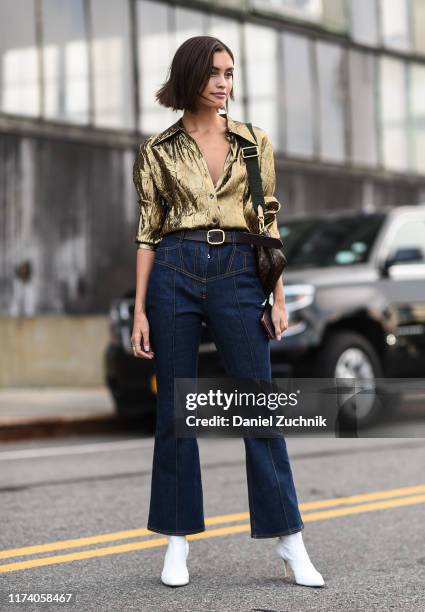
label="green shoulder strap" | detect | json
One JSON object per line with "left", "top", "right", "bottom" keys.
{"left": 233, "top": 122, "right": 266, "bottom": 231}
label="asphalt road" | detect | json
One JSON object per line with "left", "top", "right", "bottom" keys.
{"left": 0, "top": 433, "right": 424, "bottom": 612}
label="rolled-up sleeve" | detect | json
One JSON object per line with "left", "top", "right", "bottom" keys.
{"left": 259, "top": 132, "right": 282, "bottom": 240}
{"left": 132, "top": 140, "right": 166, "bottom": 250}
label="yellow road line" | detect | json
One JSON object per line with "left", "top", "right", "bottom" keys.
{"left": 301, "top": 492, "right": 425, "bottom": 521}
{"left": 0, "top": 528, "right": 152, "bottom": 561}
{"left": 1, "top": 492, "right": 425, "bottom": 574}
{"left": 1, "top": 483, "right": 424, "bottom": 562}
{"left": 300, "top": 483, "right": 425, "bottom": 511}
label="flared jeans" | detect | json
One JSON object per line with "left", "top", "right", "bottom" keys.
{"left": 145, "top": 230, "right": 304, "bottom": 538}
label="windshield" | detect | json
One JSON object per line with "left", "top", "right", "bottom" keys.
{"left": 279, "top": 213, "right": 386, "bottom": 269}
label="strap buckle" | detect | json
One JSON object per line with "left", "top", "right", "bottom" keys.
{"left": 257, "top": 204, "right": 265, "bottom": 233}
{"left": 241, "top": 145, "right": 259, "bottom": 159}
{"left": 207, "top": 229, "right": 225, "bottom": 245}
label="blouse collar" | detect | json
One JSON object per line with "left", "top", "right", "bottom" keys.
{"left": 150, "top": 112, "right": 258, "bottom": 147}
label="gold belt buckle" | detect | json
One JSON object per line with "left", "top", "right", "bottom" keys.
{"left": 207, "top": 229, "right": 225, "bottom": 245}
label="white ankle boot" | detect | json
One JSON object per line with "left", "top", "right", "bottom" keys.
{"left": 161, "top": 536, "right": 190, "bottom": 587}
{"left": 276, "top": 531, "right": 324, "bottom": 587}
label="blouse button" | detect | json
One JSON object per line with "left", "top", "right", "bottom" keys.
{"left": 211, "top": 216, "right": 218, "bottom": 223}
{"left": 209, "top": 193, "right": 214, "bottom": 199}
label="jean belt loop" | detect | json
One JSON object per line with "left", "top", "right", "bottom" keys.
{"left": 178, "top": 230, "right": 185, "bottom": 243}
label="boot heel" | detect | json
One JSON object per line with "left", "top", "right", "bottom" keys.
{"left": 276, "top": 533, "right": 325, "bottom": 587}
{"left": 283, "top": 559, "right": 289, "bottom": 577}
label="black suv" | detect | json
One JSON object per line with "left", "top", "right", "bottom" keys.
{"left": 105, "top": 204, "right": 425, "bottom": 427}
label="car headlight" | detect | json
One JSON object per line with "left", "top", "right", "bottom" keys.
{"left": 283, "top": 284, "right": 315, "bottom": 313}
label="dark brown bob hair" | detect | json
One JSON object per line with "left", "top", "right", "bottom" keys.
{"left": 155, "top": 35, "right": 235, "bottom": 114}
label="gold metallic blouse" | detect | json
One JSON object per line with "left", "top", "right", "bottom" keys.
{"left": 132, "top": 113, "right": 282, "bottom": 251}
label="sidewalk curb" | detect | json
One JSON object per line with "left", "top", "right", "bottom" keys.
{"left": 0, "top": 413, "right": 134, "bottom": 442}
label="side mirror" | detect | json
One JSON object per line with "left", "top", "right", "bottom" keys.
{"left": 379, "top": 247, "right": 424, "bottom": 277}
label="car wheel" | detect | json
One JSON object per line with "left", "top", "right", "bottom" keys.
{"left": 313, "top": 331, "right": 395, "bottom": 430}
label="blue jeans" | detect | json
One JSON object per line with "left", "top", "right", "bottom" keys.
{"left": 145, "top": 230, "right": 304, "bottom": 538}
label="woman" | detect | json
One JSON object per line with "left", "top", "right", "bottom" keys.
{"left": 131, "top": 35, "right": 324, "bottom": 589}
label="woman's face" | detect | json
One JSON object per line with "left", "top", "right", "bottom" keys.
{"left": 197, "top": 50, "right": 234, "bottom": 111}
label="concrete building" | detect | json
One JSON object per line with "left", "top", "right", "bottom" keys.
{"left": 1, "top": 0, "right": 424, "bottom": 384}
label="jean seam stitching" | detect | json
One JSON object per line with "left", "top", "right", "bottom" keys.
{"left": 156, "top": 242, "right": 180, "bottom": 251}
{"left": 178, "top": 234, "right": 184, "bottom": 267}
{"left": 235, "top": 246, "right": 251, "bottom": 254}
{"left": 232, "top": 274, "right": 256, "bottom": 378}
{"left": 154, "top": 260, "right": 252, "bottom": 280}
{"left": 209, "top": 267, "right": 253, "bottom": 279}
{"left": 251, "top": 525, "right": 304, "bottom": 538}
{"left": 245, "top": 441, "right": 257, "bottom": 535}
{"left": 147, "top": 525, "right": 206, "bottom": 535}
{"left": 267, "top": 439, "right": 291, "bottom": 533}
{"left": 172, "top": 267, "right": 178, "bottom": 533}
{"left": 194, "top": 243, "right": 198, "bottom": 276}
{"left": 226, "top": 244, "right": 236, "bottom": 273}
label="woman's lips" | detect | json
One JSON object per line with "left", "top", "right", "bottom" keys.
{"left": 212, "top": 93, "right": 226, "bottom": 98}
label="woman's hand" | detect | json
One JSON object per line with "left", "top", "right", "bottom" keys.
{"left": 271, "top": 299, "right": 288, "bottom": 341}
{"left": 131, "top": 312, "right": 155, "bottom": 359}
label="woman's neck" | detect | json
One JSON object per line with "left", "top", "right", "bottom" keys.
{"left": 181, "top": 108, "right": 226, "bottom": 135}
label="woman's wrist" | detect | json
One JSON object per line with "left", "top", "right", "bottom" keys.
{"left": 273, "top": 279, "right": 285, "bottom": 305}
{"left": 134, "top": 305, "right": 146, "bottom": 316}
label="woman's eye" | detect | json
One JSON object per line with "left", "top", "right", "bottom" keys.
{"left": 211, "top": 72, "right": 233, "bottom": 77}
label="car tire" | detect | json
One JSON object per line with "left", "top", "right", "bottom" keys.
{"left": 313, "top": 331, "right": 398, "bottom": 431}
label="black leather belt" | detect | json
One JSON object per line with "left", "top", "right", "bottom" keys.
{"left": 171, "top": 228, "right": 283, "bottom": 248}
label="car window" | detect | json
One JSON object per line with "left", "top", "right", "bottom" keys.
{"left": 386, "top": 217, "right": 425, "bottom": 263}
{"left": 279, "top": 213, "right": 386, "bottom": 269}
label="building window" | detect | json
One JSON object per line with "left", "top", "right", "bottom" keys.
{"left": 322, "top": 0, "right": 347, "bottom": 33}
{"left": 282, "top": 32, "right": 314, "bottom": 158}
{"left": 412, "top": 0, "right": 425, "bottom": 55}
{"left": 348, "top": 50, "right": 378, "bottom": 167}
{"left": 214, "top": 0, "right": 244, "bottom": 6}
{"left": 41, "top": 0, "right": 89, "bottom": 123}
{"left": 174, "top": 6, "right": 209, "bottom": 46}
{"left": 251, "top": 0, "right": 323, "bottom": 23}
{"left": 316, "top": 40, "right": 347, "bottom": 163}
{"left": 137, "top": 0, "right": 176, "bottom": 133}
{"left": 410, "top": 63, "right": 425, "bottom": 174}
{"left": 244, "top": 23, "right": 280, "bottom": 147}
{"left": 0, "top": 0, "right": 40, "bottom": 116}
{"left": 251, "top": 0, "right": 347, "bottom": 30}
{"left": 379, "top": 0, "right": 411, "bottom": 52}
{"left": 348, "top": 0, "right": 378, "bottom": 46}
{"left": 379, "top": 57, "right": 408, "bottom": 171}
{"left": 90, "top": 0, "right": 135, "bottom": 130}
